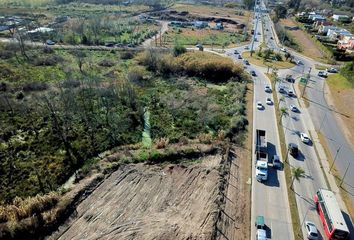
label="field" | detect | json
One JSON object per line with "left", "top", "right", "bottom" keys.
{"left": 326, "top": 74, "right": 354, "bottom": 149}
{"left": 279, "top": 18, "right": 325, "bottom": 60}
{"left": 171, "top": 3, "right": 251, "bottom": 23}
{"left": 164, "top": 27, "right": 245, "bottom": 48}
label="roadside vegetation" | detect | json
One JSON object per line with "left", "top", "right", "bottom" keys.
{"left": 242, "top": 49, "right": 295, "bottom": 69}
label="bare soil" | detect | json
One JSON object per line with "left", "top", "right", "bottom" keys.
{"left": 49, "top": 149, "right": 249, "bottom": 240}
{"left": 279, "top": 19, "right": 324, "bottom": 59}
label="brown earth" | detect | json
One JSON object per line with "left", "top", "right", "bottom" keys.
{"left": 279, "top": 18, "right": 324, "bottom": 59}
{"left": 49, "top": 148, "right": 249, "bottom": 240}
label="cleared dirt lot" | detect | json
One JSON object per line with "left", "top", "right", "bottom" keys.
{"left": 50, "top": 148, "right": 249, "bottom": 240}
{"left": 280, "top": 18, "right": 324, "bottom": 59}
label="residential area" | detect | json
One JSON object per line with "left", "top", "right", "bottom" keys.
{"left": 0, "top": 0, "right": 353, "bottom": 240}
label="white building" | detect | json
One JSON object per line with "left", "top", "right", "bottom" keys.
{"left": 332, "top": 14, "right": 351, "bottom": 22}
{"left": 319, "top": 25, "right": 339, "bottom": 34}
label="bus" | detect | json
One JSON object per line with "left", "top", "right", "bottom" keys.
{"left": 314, "top": 189, "right": 350, "bottom": 240}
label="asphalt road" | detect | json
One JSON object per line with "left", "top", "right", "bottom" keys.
{"left": 225, "top": 8, "right": 294, "bottom": 240}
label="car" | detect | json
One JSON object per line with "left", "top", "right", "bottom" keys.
{"left": 243, "top": 59, "right": 250, "bottom": 65}
{"left": 280, "top": 47, "right": 287, "bottom": 52}
{"left": 295, "top": 60, "right": 303, "bottom": 65}
{"left": 264, "top": 85, "right": 272, "bottom": 93}
{"left": 288, "top": 143, "right": 299, "bottom": 157}
{"left": 251, "top": 70, "right": 257, "bottom": 76}
{"left": 257, "top": 101, "right": 263, "bottom": 110}
{"left": 244, "top": 46, "right": 249, "bottom": 50}
{"left": 266, "top": 28, "right": 269, "bottom": 31}
{"left": 46, "top": 39, "right": 56, "bottom": 45}
{"left": 305, "top": 221, "right": 319, "bottom": 240}
{"left": 234, "top": 50, "right": 239, "bottom": 54}
{"left": 238, "top": 55, "right": 242, "bottom": 59}
{"left": 326, "top": 67, "right": 337, "bottom": 73}
{"left": 266, "top": 97, "right": 272, "bottom": 105}
{"left": 272, "top": 155, "right": 281, "bottom": 169}
{"left": 105, "top": 42, "right": 115, "bottom": 47}
{"left": 288, "top": 89, "right": 295, "bottom": 97}
{"left": 254, "top": 38, "right": 258, "bottom": 42}
{"left": 270, "top": 36, "right": 273, "bottom": 39}
{"left": 196, "top": 43, "right": 203, "bottom": 48}
{"left": 278, "top": 86, "right": 285, "bottom": 93}
{"left": 290, "top": 104, "right": 298, "bottom": 112}
{"left": 300, "top": 132, "right": 311, "bottom": 143}
{"left": 255, "top": 215, "right": 265, "bottom": 229}
{"left": 285, "top": 74, "right": 294, "bottom": 83}
{"left": 318, "top": 71, "right": 328, "bottom": 78}
{"left": 258, "top": 32, "right": 261, "bottom": 35}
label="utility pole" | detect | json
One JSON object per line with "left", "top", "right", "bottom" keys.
{"left": 340, "top": 162, "right": 350, "bottom": 187}
{"left": 329, "top": 146, "right": 341, "bottom": 173}
{"left": 301, "top": 67, "right": 312, "bottom": 98}
{"left": 250, "top": 0, "right": 259, "bottom": 56}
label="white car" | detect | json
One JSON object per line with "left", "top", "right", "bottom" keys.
{"left": 326, "top": 67, "right": 338, "bottom": 73}
{"left": 295, "top": 60, "right": 302, "bottom": 65}
{"left": 266, "top": 97, "right": 272, "bottom": 105}
{"left": 305, "top": 221, "right": 319, "bottom": 240}
{"left": 288, "top": 89, "right": 295, "bottom": 97}
{"left": 290, "top": 104, "right": 298, "bottom": 112}
{"left": 300, "top": 132, "right": 310, "bottom": 143}
{"left": 280, "top": 47, "right": 287, "bottom": 52}
{"left": 257, "top": 101, "right": 263, "bottom": 110}
{"left": 264, "top": 85, "right": 272, "bottom": 93}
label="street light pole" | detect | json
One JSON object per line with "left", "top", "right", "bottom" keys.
{"left": 250, "top": 0, "right": 259, "bottom": 56}
{"left": 329, "top": 146, "right": 341, "bottom": 173}
{"left": 340, "top": 162, "right": 350, "bottom": 187}
{"left": 301, "top": 67, "right": 312, "bottom": 98}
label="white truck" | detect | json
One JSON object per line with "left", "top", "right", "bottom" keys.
{"left": 255, "top": 129, "right": 268, "bottom": 182}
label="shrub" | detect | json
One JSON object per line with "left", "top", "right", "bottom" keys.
{"left": 127, "top": 66, "right": 148, "bottom": 84}
{"left": 154, "top": 137, "right": 169, "bottom": 149}
{"left": 22, "top": 82, "right": 48, "bottom": 92}
{"left": 61, "top": 79, "right": 81, "bottom": 88}
{"left": 32, "top": 55, "right": 63, "bottom": 66}
{"left": 120, "top": 51, "right": 135, "bottom": 60}
{"left": 98, "top": 59, "right": 115, "bottom": 67}
{"left": 198, "top": 133, "right": 213, "bottom": 144}
{"left": 172, "top": 43, "right": 187, "bottom": 57}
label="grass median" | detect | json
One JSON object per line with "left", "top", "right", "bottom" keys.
{"left": 242, "top": 52, "right": 295, "bottom": 69}
{"left": 266, "top": 73, "right": 303, "bottom": 240}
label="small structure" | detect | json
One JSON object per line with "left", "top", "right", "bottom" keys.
{"left": 27, "top": 27, "right": 53, "bottom": 34}
{"left": 310, "top": 14, "right": 326, "bottom": 22}
{"left": 332, "top": 14, "right": 351, "bottom": 23}
{"left": 194, "top": 21, "right": 208, "bottom": 29}
{"left": 327, "top": 28, "right": 352, "bottom": 40}
{"left": 215, "top": 22, "right": 224, "bottom": 30}
{"left": 318, "top": 25, "right": 338, "bottom": 34}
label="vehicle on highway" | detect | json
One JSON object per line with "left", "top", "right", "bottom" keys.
{"left": 318, "top": 71, "right": 328, "bottom": 78}
{"left": 266, "top": 28, "right": 269, "bottom": 31}
{"left": 257, "top": 101, "right": 263, "bottom": 110}
{"left": 305, "top": 221, "right": 319, "bottom": 240}
{"left": 243, "top": 59, "right": 250, "bottom": 65}
{"left": 266, "top": 97, "right": 272, "bottom": 105}
{"left": 288, "top": 89, "right": 295, "bottom": 97}
{"left": 245, "top": 46, "right": 249, "bottom": 50}
{"left": 255, "top": 130, "right": 268, "bottom": 181}
{"left": 326, "top": 67, "right": 338, "bottom": 73}
{"left": 295, "top": 59, "right": 303, "bottom": 65}
{"left": 314, "top": 189, "right": 350, "bottom": 240}
{"left": 288, "top": 143, "right": 299, "bottom": 157}
{"left": 300, "top": 132, "right": 310, "bottom": 143}
{"left": 280, "top": 47, "right": 287, "bottom": 52}
{"left": 255, "top": 216, "right": 267, "bottom": 239}
{"left": 270, "top": 36, "right": 273, "bottom": 39}
{"left": 255, "top": 215, "right": 265, "bottom": 229}
{"left": 256, "top": 161, "right": 268, "bottom": 181}
{"left": 238, "top": 55, "right": 242, "bottom": 59}
{"left": 278, "top": 86, "right": 285, "bottom": 93}
{"left": 251, "top": 70, "right": 257, "bottom": 76}
{"left": 258, "top": 32, "right": 261, "bottom": 35}
{"left": 285, "top": 74, "right": 294, "bottom": 83}
{"left": 234, "top": 50, "right": 239, "bottom": 54}
{"left": 272, "top": 155, "right": 281, "bottom": 169}
{"left": 264, "top": 85, "right": 272, "bottom": 93}
{"left": 256, "top": 229, "right": 267, "bottom": 240}
{"left": 290, "top": 104, "right": 299, "bottom": 112}
{"left": 254, "top": 38, "right": 258, "bottom": 42}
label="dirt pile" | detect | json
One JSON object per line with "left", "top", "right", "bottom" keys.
{"left": 50, "top": 156, "right": 222, "bottom": 240}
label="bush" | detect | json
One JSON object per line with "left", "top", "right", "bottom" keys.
{"left": 172, "top": 44, "right": 187, "bottom": 57}
{"left": 98, "top": 59, "right": 115, "bottom": 67}
{"left": 154, "top": 138, "right": 169, "bottom": 149}
{"left": 32, "top": 55, "right": 63, "bottom": 66}
{"left": 120, "top": 51, "right": 135, "bottom": 60}
{"left": 22, "top": 82, "right": 48, "bottom": 92}
{"left": 127, "top": 66, "right": 148, "bottom": 84}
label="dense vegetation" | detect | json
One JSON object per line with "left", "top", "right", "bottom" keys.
{"left": 0, "top": 43, "right": 248, "bottom": 203}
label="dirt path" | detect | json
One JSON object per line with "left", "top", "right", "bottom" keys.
{"left": 142, "top": 21, "right": 169, "bottom": 47}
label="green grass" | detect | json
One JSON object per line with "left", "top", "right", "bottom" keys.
{"left": 327, "top": 73, "right": 353, "bottom": 90}
{"left": 242, "top": 51, "right": 295, "bottom": 69}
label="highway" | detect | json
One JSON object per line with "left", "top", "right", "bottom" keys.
{"left": 226, "top": 5, "right": 294, "bottom": 239}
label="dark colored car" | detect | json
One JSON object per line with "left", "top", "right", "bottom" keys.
{"left": 238, "top": 55, "right": 242, "bottom": 59}
{"left": 288, "top": 143, "right": 299, "bottom": 157}
{"left": 251, "top": 70, "right": 256, "bottom": 76}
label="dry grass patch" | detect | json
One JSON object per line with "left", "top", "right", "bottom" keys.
{"left": 242, "top": 52, "right": 295, "bottom": 69}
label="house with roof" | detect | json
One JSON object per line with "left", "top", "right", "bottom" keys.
{"left": 310, "top": 14, "right": 326, "bottom": 22}
{"left": 194, "top": 21, "right": 208, "bottom": 29}
{"left": 318, "top": 25, "right": 338, "bottom": 34}
{"left": 338, "top": 37, "right": 354, "bottom": 50}
{"left": 327, "top": 28, "right": 352, "bottom": 40}
{"left": 332, "top": 14, "right": 351, "bottom": 23}
{"left": 313, "top": 20, "right": 331, "bottom": 30}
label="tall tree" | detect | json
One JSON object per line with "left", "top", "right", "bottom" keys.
{"left": 288, "top": 0, "right": 301, "bottom": 11}
{"left": 290, "top": 167, "right": 305, "bottom": 190}
{"left": 243, "top": 0, "right": 255, "bottom": 10}
{"left": 274, "top": 6, "right": 287, "bottom": 20}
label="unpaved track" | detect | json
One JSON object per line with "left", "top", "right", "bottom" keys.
{"left": 51, "top": 158, "right": 221, "bottom": 240}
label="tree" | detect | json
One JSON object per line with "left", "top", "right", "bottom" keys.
{"left": 288, "top": 0, "right": 301, "bottom": 11}
{"left": 274, "top": 6, "right": 287, "bottom": 20}
{"left": 172, "top": 43, "right": 187, "bottom": 57}
{"left": 243, "top": 0, "right": 255, "bottom": 10}
{"left": 280, "top": 107, "right": 288, "bottom": 124}
{"left": 290, "top": 167, "right": 305, "bottom": 190}
{"left": 285, "top": 52, "right": 291, "bottom": 61}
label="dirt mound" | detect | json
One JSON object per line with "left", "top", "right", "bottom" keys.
{"left": 51, "top": 158, "right": 221, "bottom": 240}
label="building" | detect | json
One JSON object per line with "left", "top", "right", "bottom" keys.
{"left": 318, "top": 25, "right": 338, "bottom": 34}
{"left": 313, "top": 21, "right": 332, "bottom": 29}
{"left": 327, "top": 28, "right": 352, "bottom": 40}
{"left": 194, "top": 21, "right": 208, "bottom": 29}
{"left": 215, "top": 22, "right": 223, "bottom": 30}
{"left": 332, "top": 14, "right": 351, "bottom": 23}
{"left": 310, "top": 14, "right": 326, "bottom": 22}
